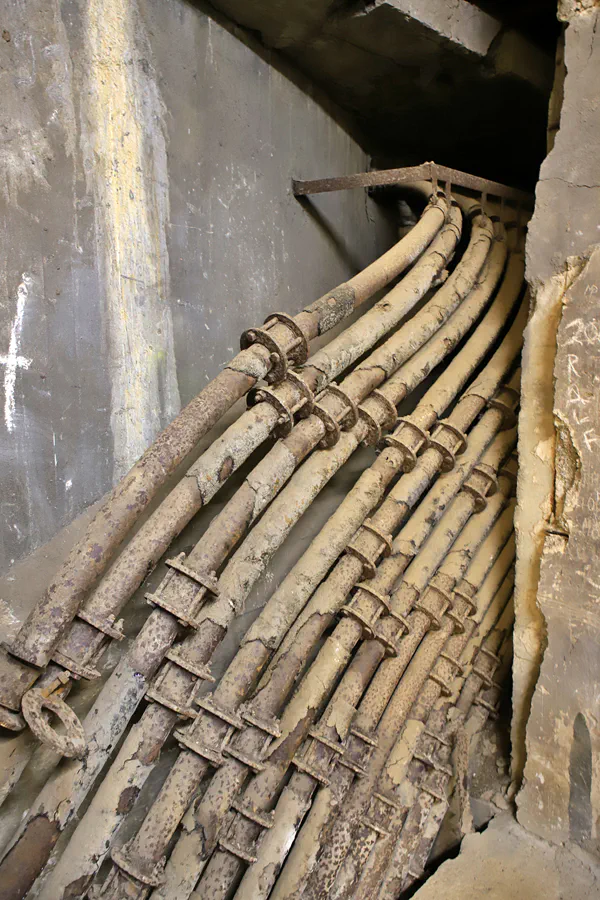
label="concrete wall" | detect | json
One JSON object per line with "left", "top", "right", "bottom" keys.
{"left": 0, "top": 0, "right": 395, "bottom": 583}
{"left": 514, "top": 0, "right": 600, "bottom": 857}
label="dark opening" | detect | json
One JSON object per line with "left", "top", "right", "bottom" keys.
{"left": 569, "top": 712, "right": 593, "bottom": 844}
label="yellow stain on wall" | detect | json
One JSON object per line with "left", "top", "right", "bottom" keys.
{"left": 85, "top": 0, "right": 180, "bottom": 479}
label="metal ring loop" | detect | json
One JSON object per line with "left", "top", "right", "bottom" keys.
{"left": 22, "top": 688, "right": 87, "bottom": 758}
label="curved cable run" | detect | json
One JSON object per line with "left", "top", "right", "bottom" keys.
{"left": 0, "top": 191, "right": 528, "bottom": 900}
{"left": 0, "top": 195, "right": 449, "bottom": 727}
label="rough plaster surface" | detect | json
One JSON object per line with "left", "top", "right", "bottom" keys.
{"left": 412, "top": 813, "right": 600, "bottom": 899}
{"left": 0, "top": 0, "right": 395, "bottom": 578}
{"left": 514, "top": 2, "right": 600, "bottom": 853}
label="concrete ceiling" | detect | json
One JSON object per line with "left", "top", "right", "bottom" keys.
{"left": 208, "top": 0, "right": 556, "bottom": 189}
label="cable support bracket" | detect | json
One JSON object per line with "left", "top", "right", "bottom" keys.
{"left": 438, "top": 651, "right": 464, "bottom": 675}
{"left": 174, "top": 724, "right": 226, "bottom": 766}
{"left": 428, "top": 419, "right": 468, "bottom": 472}
{"left": 499, "top": 452, "right": 519, "bottom": 495}
{"left": 50, "top": 648, "right": 100, "bottom": 681}
{"left": 413, "top": 749, "right": 453, "bottom": 776}
{"left": 248, "top": 372, "right": 315, "bottom": 436}
{"left": 385, "top": 417, "right": 430, "bottom": 471}
{"left": 488, "top": 383, "right": 520, "bottom": 429}
{"left": 76, "top": 606, "right": 125, "bottom": 642}
{"left": 413, "top": 585, "right": 451, "bottom": 630}
{"left": 218, "top": 837, "right": 258, "bottom": 865}
{"left": 313, "top": 384, "right": 358, "bottom": 448}
{"left": 164, "top": 646, "right": 215, "bottom": 683}
{"left": 110, "top": 843, "right": 165, "bottom": 889}
{"left": 337, "top": 753, "right": 368, "bottom": 777}
{"left": 231, "top": 797, "right": 275, "bottom": 830}
{"left": 356, "top": 582, "right": 392, "bottom": 614}
{"left": 471, "top": 665, "right": 495, "bottom": 690}
{"left": 357, "top": 405, "right": 383, "bottom": 446}
{"left": 369, "top": 389, "right": 398, "bottom": 429}
{"left": 145, "top": 555, "right": 218, "bottom": 629}
{"left": 374, "top": 618, "right": 402, "bottom": 658}
{"left": 373, "top": 790, "right": 404, "bottom": 811}
{"left": 420, "top": 780, "right": 448, "bottom": 803}
{"left": 145, "top": 683, "right": 198, "bottom": 720}
{"left": 166, "top": 554, "right": 219, "bottom": 595}
{"left": 423, "top": 727, "right": 452, "bottom": 748}
{"left": 388, "top": 608, "right": 412, "bottom": 635}
{"left": 428, "top": 672, "right": 453, "bottom": 696}
{"left": 344, "top": 543, "right": 379, "bottom": 579}
{"left": 224, "top": 743, "right": 267, "bottom": 772}
{"left": 240, "top": 312, "right": 309, "bottom": 385}
{"left": 339, "top": 603, "right": 378, "bottom": 639}
{"left": 478, "top": 646, "right": 502, "bottom": 666}
{"left": 350, "top": 724, "right": 379, "bottom": 747}
{"left": 446, "top": 608, "right": 467, "bottom": 634}
{"left": 453, "top": 586, "right": 478, "bottom": 616}
{"left": 359, "top": 519, "right": 394, "bottom": 557}
{"left": 461, "top": 463, "right": 498, "bottom": 512}
{"left": 196, "top": 693, "right": 245, "bottom": 730}
{"left": 240, "top": 705, "right": 282, "bottom": 739}
{"left": 359, "top": 815, "right": 390, "bottom": 838}
{"left": 308, "top": 727, "right": 346, "bottom": 756}
{"left": 474, "top": 694, "right": 500, "bottom": 718}
{"left": 292, "top": 753, "right": 331, "bottom": 786}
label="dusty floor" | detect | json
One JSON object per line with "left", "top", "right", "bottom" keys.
{"left": 413, "top": 813, "right": 600, "bottom": 899}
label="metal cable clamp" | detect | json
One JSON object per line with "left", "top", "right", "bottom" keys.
{"left": 428, "top": 419, "right": 468, "bottom": 472}
{"left": 240, "top": 312, "right": 309, "bottom": 384}
{"left": 461, "top": 463, "right": 498, "bottom": 512}
{"left": 385, "top": 416, "right": 430, "bottom": 471}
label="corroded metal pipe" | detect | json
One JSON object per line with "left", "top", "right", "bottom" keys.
{"left": 0, "top": 195, "right": 448, "bottom": 728}
{"left": 330, "top": 515, "right": 515, "bottom": 900}
{"left": 154, "top": 403, "right": 516, "bottom": 900}
{"left": 265, "top": 546, "right": 514, "bottom": 900}
{"left": 41, "top": 205, "right": 465, "bottom": 707}
{"left": 10, "top": 205, "right": 464, "bottom": 757}
{"left": 141, "top": 263, "right": 518, "bottom": 900}
{"left": 180, "top": 436, "right": 516, "bottom": 900}
{"left": 127, "top": 256, "right": 522, "bottom": 900}
{"left": 246, "top": 517, "right": 515, "bottom": 900}
{"left": 1, "top": 207, "right": 474, "bottom": 900}
{"left": 378, "top": 621, "right": 514, "bottom": 899}
{"left": 84, "top": 218, "right": 499, "bottom": 900}
{"left": 281, "top": 457, "right": 517, "bottom": 900}
{"left": 255, "top": 257, "right": 524, "bottom": 707}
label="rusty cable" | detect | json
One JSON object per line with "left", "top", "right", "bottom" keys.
{"left": 177, "top": 440, "right": 517, "bottom": 900}
{"left": 113, "top": 256, "right": 523, "bottom": 900}
{"left": 35, "top": 205, "right": 465, "bottom": 722}
{"left": 0, "top": 196, "right": 449, "bottom": 732}
{"left": 280, "top": 457, "right": 517, "bottom": 900}
{"left": 10, "top": 204, "right": 465, "bottom": 759}
{"left": 329, "top": 517, "right": 515, "bottom": 900}
{"left": 378, "top": 622, "right": 514, "bottom": 898}
{"left": 77, "top": 214, "right": 501, "bottom": 900}
{"left": 240, "top": 513, "right": 516, "bottom": 900}
{"left": 0, "top": 205, "right": 492, "bottom": 900}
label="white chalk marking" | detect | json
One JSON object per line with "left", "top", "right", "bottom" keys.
{"left": 0, "top": 274, "right": 33, "bottom": 432}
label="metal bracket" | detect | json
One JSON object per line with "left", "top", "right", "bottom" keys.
{"left": 292, "top": 162, "right": 533, "bottom": 211}
{"left": 240, "top": 312, "right": 309, "bottom": 385}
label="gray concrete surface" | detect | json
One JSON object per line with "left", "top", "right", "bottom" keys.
{"left": 0, "top": 0, "right": 396, "bottom": 583}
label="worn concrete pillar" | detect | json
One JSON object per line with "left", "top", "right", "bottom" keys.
{"left": 515, "top": 0, "right": 600, "bottom": 855}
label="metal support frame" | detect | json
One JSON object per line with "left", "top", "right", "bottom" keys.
{"left": 292, "top": 161, "right": 533, "bottom": 210}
